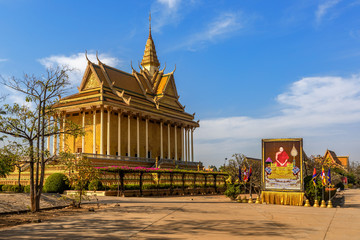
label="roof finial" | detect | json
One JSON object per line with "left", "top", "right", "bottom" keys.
{"left": 85, "top": 50, "right": 91, "bottom": 63}
{"left": 149, "top": 10, "right": 152, "bottom": 36}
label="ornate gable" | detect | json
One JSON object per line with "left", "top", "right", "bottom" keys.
{"left": 83, "top": 72, "right": 100, "bottom": 90}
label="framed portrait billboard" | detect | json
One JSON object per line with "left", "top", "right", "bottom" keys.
{"left": 262, "top": 138, "right": 303, "bottom": 191}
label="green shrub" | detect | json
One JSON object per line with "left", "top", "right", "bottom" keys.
{"left": 224, "top": 184, "right": 240, "bottom": 200}
{"left": 24, "top": 185, "right": 31, "bottom": 193}
{"left": 348, "top": 183, "right": 353, "bottom": 189}
{"left": 0, "top": 185, "right": 23, "bottom": 192}
{"left": 304, "top": 175, "right": 323, "bottom": 205}
{"left": 44, "top": 173, "right": 69, "bottom": 193}
{"left": 125, "top": 184, "right": 140, "bottom": 190}
{"left": 2, "top": 185, "right": 12, "bottom": 191}
{"left": 88, "top": 179, "right": 104, "bottom": 191}
{"left": 12, "top": 185, "right": 23, "bottom": 193}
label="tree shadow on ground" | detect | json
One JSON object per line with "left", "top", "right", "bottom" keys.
{"left": 0, "top": 204, "right": 316, "bottom": 240}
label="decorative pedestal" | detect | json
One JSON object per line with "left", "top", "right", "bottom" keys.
{"left": 304, "top": 199, "right": 310, "bottom": 207}
{"left": 320, "top": 200, "right": 327, "bottom": 208}
{"left": 261, "top": 191, "right": 304, "bottom": 206}
{"left": 327, "top": 200, "right": 333, "bottom": 208}
{"left": 313, "top": 200, "right": 320, "bottom": 207}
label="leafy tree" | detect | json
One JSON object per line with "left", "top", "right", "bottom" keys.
{"left": 0, "top": 146, "right": 14, "bottom": 178}
{"left": 60, "top": 151, "right": 99, "bottom": 208}
{"left": 0, "top": 67, "right": 83, "bottom": 212}
{"left": 0, "top": 141, "right": 26, "bottom": 189}
{"left": 223, "top": 153, "right": 261, "bottom": 196}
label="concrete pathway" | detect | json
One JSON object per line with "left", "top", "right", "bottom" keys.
{"left": 1, "top": 190, "right": 360, "bottom": 239}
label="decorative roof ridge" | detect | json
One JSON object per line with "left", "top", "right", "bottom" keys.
{"left": 101, "top": 63, "right": 134, "bottom": 77}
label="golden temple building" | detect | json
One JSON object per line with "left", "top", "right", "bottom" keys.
{"left": 51, "top": 20, "right": 200, "bottom": 169}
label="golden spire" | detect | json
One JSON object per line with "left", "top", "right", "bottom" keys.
{"left": 141, "top": 11, "right": 160, "bottom": 75}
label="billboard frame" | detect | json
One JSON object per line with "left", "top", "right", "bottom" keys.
{"left": 261, "top": 138, "right": 304, "bottom": 192}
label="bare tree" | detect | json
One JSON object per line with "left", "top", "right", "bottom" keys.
{"left": 0, "top": 67, "right": 83, "bottom": 212}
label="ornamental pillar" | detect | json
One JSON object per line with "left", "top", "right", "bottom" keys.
{"left": 62, "top": 112, "right": 66, "bottom": 152}
{"left": 187, "top": 128, "right": 190, "bottom": 163}
{"left": 167, "top": 123, "right": 171, "bottom": 159}
{"left": 137, "top": 115, "right": 140, "bottom": 157}
{"left": 107, "top": 107, "right": 111, "bottom": 155}
{"left": 127, "top": 114, "right": 131, "bottom": 156}
{"left": 92, "top": 107, "right": 96, "bottom": 154}
{"left": 160, "top": 121, "right": 163, "bottom": 159}
{"left": 52, "top": 116, "right": 57, "bottom": 155}
{"left": 181, "top": 126, "right": 184, "bottom": 161}
{"left": 100, "top": 106, "right": 104, "bottom": 155}
{"left": 174, "top": 125, "right": 178, "bottom": 160}
{"left": 47, "top": 117, "right": 51, "bottom": 152}
{"left": 118, "top": 111, "right": 121, "bottom": 156}
{"left": 191, "top": 128, "right": 194, "bottom": 162}
{"left": 185, "top": 127, "right": 188, "bottom": 162}
{"left": 145, "top": 117, "right": 149, "bottom": 158}
{"left": 81, "top": 109, "right": 85, "bottom": 153}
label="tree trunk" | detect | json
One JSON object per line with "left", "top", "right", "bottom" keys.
{"left": 18, "top": 168, "right": 21, "bottom": 191}
{"left": 35, "top": 100, "right": 42, "bottom": 211}
{"left": 38, "top": 95, "right": 47, "bottom": 205}
{"left": 29, "top": 140, "right": 36, "bottom": 212}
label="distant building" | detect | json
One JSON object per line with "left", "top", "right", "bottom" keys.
{"left": 322, "top": 149, "right": 349, "bottom": 171}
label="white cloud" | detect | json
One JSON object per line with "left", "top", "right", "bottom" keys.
{"left": 195, "top": 75, "right": 360, "bottom": 165}
{"left": 157, "top": 0, "right": 181, "bottom": 9}
{"left": 315, "top": 0, "right": 341, "bottom": 25}
{"left": 175, "top": 11, "right": 245, "bottom": 51}
{"left": 0, "top": 59, "right": 8, "bottom": 62}
{"left": 152, "top": 0, "right": 183, "bottom": 32}
{"left": 38, "top": 52, "right": 122, "bottom": 87}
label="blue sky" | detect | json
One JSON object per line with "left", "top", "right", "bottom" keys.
{"left": 1, "top": 0, "right": 360, "bottom": 167}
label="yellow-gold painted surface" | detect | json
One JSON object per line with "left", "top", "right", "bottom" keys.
{"left": 261, "top": 191, "right": 304, "bottom": 206}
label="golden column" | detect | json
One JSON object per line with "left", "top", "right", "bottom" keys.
{"left": 167, "top": 123, "right": 171, "bottom": 159}
{"left": 137, "top": 115, "right": 140, "bottom": 157}
{"left": 62, "top": 112, "right": 66, "bottom": 152}
{"left": 107, "top": 107, "right": 111, "bottom": 155}
{"left": 191, "top": 128, "right": 194, "bottom": 162}
{"left": 145, "top": 117, "right": 149, "bottom": 158}
{"left": 181, "top": 126, "right": 184, "bottom": 161}
{"left": 92, "top": 107, "right": 96, "bottom": 154}
{"left": 117, "top": 110, "right": 121, "bottom": 156}
{"left": 100, "top": 106, "right": 104, "bottom": 155}
{"left": 185, "top": 127, "right": 188, "bottom": 162}
{"left": 187, "top": 128, "right": 190, "bottom": 162}
{"left": 52, "top": 115, "right": 57, "bottom": 155}
{"left": 127, "top": 114, "right": 131, "bottom": 157}
{"left": 81, "top": 109, "right": 85, "bottom": 153}
{"left": 174, "top": 125, "right": 178, "bottom": 160}
{"left": 160, "top": 121, "right": 163, "bottom": 159}
{"left": 47, "top": 117, "right": 51, "bottom": 152}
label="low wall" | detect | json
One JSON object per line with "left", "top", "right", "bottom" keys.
{"left": 64, "top": 187, "right": 226, "bottom": 197}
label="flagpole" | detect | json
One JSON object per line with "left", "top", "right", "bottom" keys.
{"left": 320, "top": 166, "right": 326, "bottom": 208}
{"left": 248, "top": 177, "right": 252, "bottom": 203}
{"left": 327, "top": 168, "right": 333, "bottom": 208}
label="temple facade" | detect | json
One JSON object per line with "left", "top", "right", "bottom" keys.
{"left": 51, "top": 22, "right": 200, "bottom": 169}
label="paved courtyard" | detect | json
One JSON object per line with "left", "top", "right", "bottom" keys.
{"left": 1, "top": 189, "right": 360, "bottom": 239}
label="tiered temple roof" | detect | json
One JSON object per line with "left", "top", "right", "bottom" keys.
{"left": 54, "top": 17, "right": 198, "bottom": 127}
